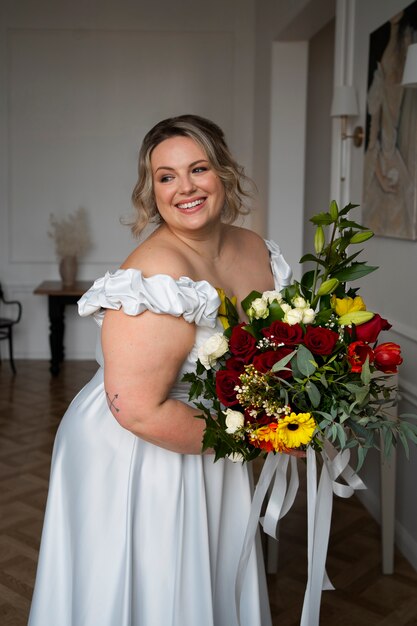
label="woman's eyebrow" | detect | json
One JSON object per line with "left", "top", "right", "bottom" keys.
{"left": 155, "top": 159, "right": 209, "bottom": 173}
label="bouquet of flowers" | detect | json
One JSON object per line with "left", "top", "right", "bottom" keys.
{"left": 183, "top": 201, "right": 417, "bottom": 468}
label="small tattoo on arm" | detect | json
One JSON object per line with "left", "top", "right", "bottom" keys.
{"left": 106, "top": 392, "right": 120, "bottom": 415}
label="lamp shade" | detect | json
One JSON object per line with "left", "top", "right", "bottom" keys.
{"left": 402, "top": 43, "right": 417, "bottom": 86}
{"left": 331, "top": 85, "right": 358, "bottom": 117}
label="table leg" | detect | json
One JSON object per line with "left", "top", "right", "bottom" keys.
{"left": 48, "top": 295, "right": 66, "bottom": 375}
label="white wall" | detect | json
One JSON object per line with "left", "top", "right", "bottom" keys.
{"left": 336, "top": 0, "right": 417, "bottom": 569}
{"left": 267, "top": 41, "right": 309, "bottom": 279}
{"left": 0, "top": 0, "right": 255, "bottom": 359}
{"left": 303, "top": 19, "right": 335, "bottom": 254}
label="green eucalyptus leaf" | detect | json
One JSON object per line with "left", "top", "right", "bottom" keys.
{"left": 296, "top": 344, "right": 317, "bottom": 377}
{"left": 356, "top": 446, "right": 367, "bottom": 472}
{"left": 271, "top": 350, "right": 297, "bottom": 372}
{"left": 360, "top": 357, "right": 371, "bottom": 385}
{"left": 335, "top": 423, "right": 347, "bottom": 448}
{"left": 306, "top": 380, "right": 321, "bottom": 407}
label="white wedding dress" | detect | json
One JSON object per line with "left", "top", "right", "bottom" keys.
{"left": 28, "top": 240, "right": 292, "bottom": 626}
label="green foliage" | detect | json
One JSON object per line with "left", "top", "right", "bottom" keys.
{"left": 305, "top": 201, "right": 378, "bottom": 309}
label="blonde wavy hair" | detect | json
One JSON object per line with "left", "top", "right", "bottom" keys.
{"left": 130, "top": 114, "right": 253, "bottom": 237}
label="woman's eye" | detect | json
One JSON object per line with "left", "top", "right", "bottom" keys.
{"left": 160, "top": 174, "right": 174, "bottom": 183}
{"left": 192, "top": 166, "right": 208, "bottom": 174}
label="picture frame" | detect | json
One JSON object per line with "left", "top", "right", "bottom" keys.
{"left": 362, "top": 1, "right": 417, "bottom": 240}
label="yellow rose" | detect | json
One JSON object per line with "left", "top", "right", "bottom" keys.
{"left": 331, "top": 295, "right": 366, "bottom": 316}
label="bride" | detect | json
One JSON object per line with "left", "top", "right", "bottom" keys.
{"left": 28, "top": 114, "right": 292, "bottom": 626}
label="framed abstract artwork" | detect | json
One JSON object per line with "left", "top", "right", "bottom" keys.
{"left": 362, "top": 1, "right": 417, "bottom": 240}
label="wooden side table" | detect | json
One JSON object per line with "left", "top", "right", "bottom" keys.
{"left": 34, "top": 280, "right": 93, "bottom": 375}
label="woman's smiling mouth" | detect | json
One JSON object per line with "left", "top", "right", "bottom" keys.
{"left": 176, "top": 198, "right": 206, "bottom": 210}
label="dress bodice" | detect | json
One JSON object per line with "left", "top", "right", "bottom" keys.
{"left": 77, "top": 239, "right": 292, "bottom": 381}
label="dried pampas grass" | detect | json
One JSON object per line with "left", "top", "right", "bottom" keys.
{"left": 48, "top": 207, "right": 91, "bottom": 259}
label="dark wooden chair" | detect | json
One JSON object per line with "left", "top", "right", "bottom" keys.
{"left": 0, "top": 283, "right": 22, "bottom": 374}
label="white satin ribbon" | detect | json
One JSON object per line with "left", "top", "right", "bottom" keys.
{"left": 300, "top": 443, "right": 366, "bottom": 625}
{"left": 235, "top": 453, "right": 297, "bottom": 625}
{"left": 235, "top": 444, "right": 366, "bottom": 626}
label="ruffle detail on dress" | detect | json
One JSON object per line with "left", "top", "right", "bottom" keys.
{"left": 77, "top": 269, "right": 221, "bottom": 328}
{"left": 265, "top": 239, "right": 293, "bottom": 289}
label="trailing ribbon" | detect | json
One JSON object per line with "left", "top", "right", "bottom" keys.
{"left": 300, "top": 444, "right": 366, "bottom": 625}
{"left": 235, "top": 444, "right": 366, "bottom": 626}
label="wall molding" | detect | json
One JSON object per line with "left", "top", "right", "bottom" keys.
{"left": 399, "top": 379, "right": 417, "bottom": 408}
{"left": 389, "top": 318, "right": 417, "bottom": 344}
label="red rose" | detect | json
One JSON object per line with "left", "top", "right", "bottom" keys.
{"left": 224, "top": 356, "right": 245, "bottom": 373}
{"left": 303, "top": 326, "right": 339, "bottom": 355}
{"left": 229, "top": 324, "right": 257, "bottom": 363}
{"left": 353, "top": 314, "right": 392, "bottom": 343}
{"left": 262, "top": 320, "right": 303, "bottom": 346}
{"left": 374, "top": 342, "right": 403, "bottom": 373}
{"left": 252, "top": 348, "right": 293, "bottom": 379}
{"left": 347, "top": 341, "right": 375, "bottom": 373}
{"left": 215, "top": 369, "right": 240, "bottom": 406}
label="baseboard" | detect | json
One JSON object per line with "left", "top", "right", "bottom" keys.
{"left": 356, "top": 490, "right": 417, "bottom": 572}
{"left": 396, "top": 522, "right": 417, "bottom": 571}
{"left": 14, "top": 351, "right": 96, "bottom": 360}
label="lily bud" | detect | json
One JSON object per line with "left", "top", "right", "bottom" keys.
{"left": 350, "top": 230, "right": 374, "bottom": 244}
{"left": 329, "top": 200, "right": 339, "bottom": 221}
{"left": 314, "top": 226, "right": 325, "bottom": 254}
{"left": 338, "top": 310, "right": 374, "bottom": 326}
{"left": 316, "top": 278, "right": 339, "bottom": 296}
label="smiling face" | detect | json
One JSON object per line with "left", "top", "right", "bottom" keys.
{"left": 150, "top": 136, "right": 225, "bottom": 236}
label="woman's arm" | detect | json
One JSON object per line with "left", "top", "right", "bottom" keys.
{"left": 102, "top": 308, "right": 207, "bottom": 454}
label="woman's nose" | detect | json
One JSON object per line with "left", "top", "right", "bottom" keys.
{"left": 178, "top": 174, "right": 196, "bottom": 195}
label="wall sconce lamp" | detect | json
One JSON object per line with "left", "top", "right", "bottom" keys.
{"left": 402, "top": 43, "right": 417, "bottom": 86}
{"left": 331, "top": 85, "right": 364, "bottom": 147}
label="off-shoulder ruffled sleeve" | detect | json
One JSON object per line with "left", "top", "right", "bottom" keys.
{"left": 77, "top": 269, "right": 221, "bottom": 328}
{"left": 265, "top": 239, "right": 293, "bottom": 289}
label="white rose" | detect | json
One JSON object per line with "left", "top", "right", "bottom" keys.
{"left": 249, "top": 297, "right": 269, "bottom": 320}
{"left": 292, "top": 296, "right": 307, "bottom": 309}
{"left": 227, "top": 452, "right": 245, "bottom": 463}
{"left": 198, "top": 333, "right": 229, "bottom": 369}
{"left": 302, "top": 308, "right": 316, "bottom": 324}
{"left": 280, "top": 302, "right": 291, "bottom": 313}
{"left": 284, "top": 308, "right": 304, "bottom": 325}
{"left": 263, "top": 290, "right": 283, "bottom": 304}
{"left": 224, "top": 408, "right": 245, "bottom": 434}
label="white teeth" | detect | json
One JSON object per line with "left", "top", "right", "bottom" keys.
{"left": 177, "top": 199, "right": 204, "bottom": 209}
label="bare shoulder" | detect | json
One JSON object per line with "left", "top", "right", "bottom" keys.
{"left": 227, "top": 226, "right": 270, "bottom": 261}
{"left": 120, "top": 229, "right": 194, "bottom": 279}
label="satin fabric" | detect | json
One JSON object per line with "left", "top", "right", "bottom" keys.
{"left": 28, "top": 240, "right": 292, "bottom": 626}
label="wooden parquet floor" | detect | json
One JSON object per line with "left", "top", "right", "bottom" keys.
{"left": 1, "top": 360, "right": 417, "bottom": 626}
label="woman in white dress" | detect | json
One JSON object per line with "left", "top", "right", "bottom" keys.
{"left": 28, "top": 115, "right": 292, "bottom": 626}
